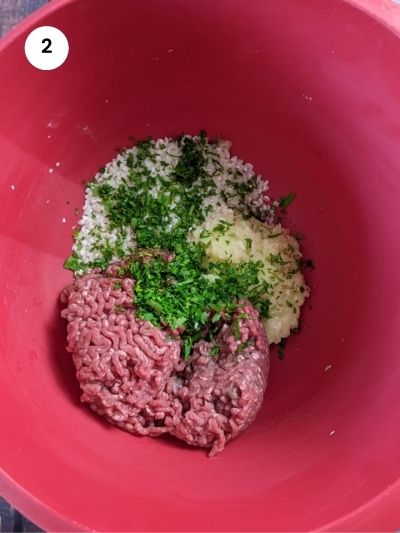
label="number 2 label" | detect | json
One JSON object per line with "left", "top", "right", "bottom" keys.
{"left": 41, "top": 38, "right": 52, "bottom": 53}
{"left": 25, "top": 26, "right": 69, "bottom": 70}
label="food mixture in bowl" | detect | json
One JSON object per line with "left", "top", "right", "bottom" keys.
{"left": 61, "top": 132, "right": 310, "bottom": 455}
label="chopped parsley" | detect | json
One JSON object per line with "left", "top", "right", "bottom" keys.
{"left": 212, "top": 219, "right": 233, "bottom": 234}
{"left": 269, "top": 253, "right": 290, "bottom": 266}
{"left": 232, "top": 319, "right": 240, "bottom": 340}
{"left": 279, "top": 192, "right": 296, "bottom": 209}
{"left": 90, "top": 143, "right": 215, "bottom": 253}
{"left": 183, "top": 337, "right": 193, "bottom": 359}
{"left": 210, "top": 345, "right": 220, "bottom": 357}
{"left": 135, "top": 138, "right": 153, "bottom": 163}
{"left": 64, "top": 254, "right": 82, "bottom": 271}
{"left": 124, "top": 243, "right": 270, "bottom": 348}
{"left": 268, "top": 231, "right": 283, "bottom": 239}
{"left": 126, "top": 153, "right": 134, "bottom": 169}
{"left": 237, "top": 338, "right": 253, "bottom": 354}
{"left": 199, "top": 229, "right": 211, "bottom": 239}
{"left": 173, "top": 133, "right": 207, "bottom": 185}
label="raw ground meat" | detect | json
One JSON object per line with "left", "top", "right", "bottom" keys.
{"left": 60, "top": 272, "right": 183, "bottom": 436}
{"left": 170, "top": 304, "right": 269, "bottom": 455}
{"left": 61, "top": 270, "right": 270, "bottom": 456}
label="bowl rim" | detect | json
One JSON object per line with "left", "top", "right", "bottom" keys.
{"left": 1, "top": 0, "right": 399, "bottom": 530}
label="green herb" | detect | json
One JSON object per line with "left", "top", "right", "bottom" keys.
{"left": 233, "top": 181, "right": 254, "bottom": 196}
{"left": 135, "top": 138, "right": 153, "bottom": 163}
{"left": 213, "top": 219, "right": 233, "bottom": 234}
{"left": 279, "top": 192, "right": 296, "bottom": 209}
{"left": 258, "top": 299, "right": 271, "bottom": 318}
{"left": 268, "top": 232, "right": 283, "bottom": 239}
{"left": 245, "top": 238, "right": 252, "bottom": 251}
{"left": 269, "top": 253, "right": 290, "bottom": 266}
{"left": 199, "top": 229, "right": 211, "bottom": 239}
{"left": 126, "top": 153, "right": 134, "bottom": 169}
{"left": 91, "top": 160, "right": 214, "bottom": 253}
{"left": 237, "top": 338, "right": 253, "bottom": 353}
{"left": 183, "top": 337, "right": 193, "bottom": 359}
{"left": 210, "top": 345, "right": 220, "bottom": 357}
{"left": 99, "top": 245, "right": 113, "bottom": 263}
{"left": 173, "top": 136, "right": 206, "bottom": 185}
{"left": 211, "top": 312, "right": 221, "bottom": 323}
{"left": 64, "top": 254, "right": 81, "bottom": 271}
{"left": 127, "top": 243, "right": 267, "bottom": 349}
{"left": 232, "top": 319, "right": 240, "bottom": 340}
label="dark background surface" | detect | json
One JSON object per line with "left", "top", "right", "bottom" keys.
{"left": 0, "top": 0, "right": 48, "bottom": 37}
{"left": 1, "top": 3, "right": 49, "bottom": 531}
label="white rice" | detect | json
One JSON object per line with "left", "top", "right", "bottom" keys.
{"left": 73, "top": 135, "right": 272, "bottom": 266}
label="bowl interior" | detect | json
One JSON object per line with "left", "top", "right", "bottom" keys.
{"left": 1, "top": 0, "right": 400, "bottom": 531}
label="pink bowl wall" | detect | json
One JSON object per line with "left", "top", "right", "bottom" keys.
{"left": 1, "top": 0, "right": 400, "bottom": 531}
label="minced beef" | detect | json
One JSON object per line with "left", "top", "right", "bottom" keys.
{"left": 61, "top": 270, "right": 270, "bottom": 456}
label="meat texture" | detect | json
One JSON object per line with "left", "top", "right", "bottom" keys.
{"left": 171, "top": 303, "right": 269, "bottom": 455}
{"left": 61, "top": 271, "right": 269, "bottom": 455}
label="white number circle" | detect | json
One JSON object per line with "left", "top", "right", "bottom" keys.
{"left": 24, "top": 26, "right": 69, "bottom": 70}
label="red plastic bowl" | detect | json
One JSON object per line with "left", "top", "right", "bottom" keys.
{"left": 1, "top": 0, "right": 400, "bottom": 531}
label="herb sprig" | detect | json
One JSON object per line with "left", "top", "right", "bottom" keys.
{"left": 124, "top": 242, "right": 271, "bottom": 351}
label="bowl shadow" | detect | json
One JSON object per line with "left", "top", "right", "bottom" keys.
{"left": 46, "top": 297, "right": 81, "bottom": 407}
